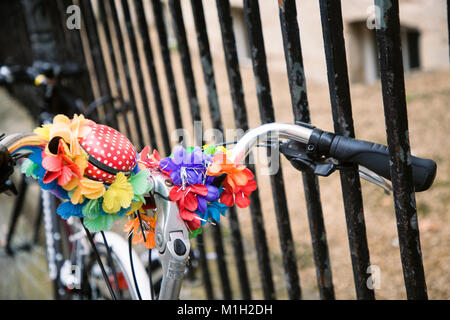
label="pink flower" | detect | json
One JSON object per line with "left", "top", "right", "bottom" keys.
{"left": 42, "top": 140, "right": 82, "bottom": 186}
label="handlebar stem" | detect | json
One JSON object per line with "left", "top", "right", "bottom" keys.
{"left": 151, "top": 172, "right": 190, "bottom": 300}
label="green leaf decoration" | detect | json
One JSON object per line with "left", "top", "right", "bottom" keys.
{"left": 188, "top": 227, "right": 203, "bottom": 239}
{"left": 21, "top": 159, "right": 38, "bottom": 179}
{"left": 203, "top": 145, "right": 216, "bottom": 155}
{"left": 186, "top": 146, "right": 195, "bottom": 154}
{"left": 128, "top": 169, "right": 152, "bottom": 196}
{"left": 133, "top": 193, "right": 146, "bottom": 203}
{"left": 82, "top": 198, "right": 101, "bottom": 220}
{"left": 83, "top": 214, "right": 119, "bottom": 232}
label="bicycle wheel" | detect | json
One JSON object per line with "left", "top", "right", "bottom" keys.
{"left": 90, "top": 231, "right": 153, "bottom": 300}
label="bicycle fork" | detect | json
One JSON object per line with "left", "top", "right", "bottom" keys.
{"left": 152, "top": 173, "right": 191, "bottom": 300}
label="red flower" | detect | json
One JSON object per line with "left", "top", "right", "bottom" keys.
{"left": 42, "top": 140, "right": 82, "bottom": 186}
{"left": 138, "top": 146, "right": 161, "bottom": 170}
{"left": 220, "top": 169, "right": 257, "bottom": 208}
{"left": 169, "top": 184, "right": 207, "bottom": 230}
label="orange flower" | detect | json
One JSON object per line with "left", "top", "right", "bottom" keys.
{"left": 48, "top": 114, "right": 92, "bottom": 157}
{"left": 69, "top": 177, "right": 105, "bottom": 204}
{"left": 207, "top": 153, "right": 249, "bottom": 192}
{"left": 123, "top": 214, "right": 157, "bottom": 249}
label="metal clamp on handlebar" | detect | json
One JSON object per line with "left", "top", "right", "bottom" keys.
{"left": 151, "top": 172, "right": 190, "bottom": 300}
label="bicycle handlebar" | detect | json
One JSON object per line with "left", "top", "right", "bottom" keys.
{"left": 0, "top": 62, "right": 84, "bottom": 86}
{"left": 327, "top": 134, "right": 436, "bottom": 192}
{"left": 231, "top": 122, "right": 436, "bottom": 192}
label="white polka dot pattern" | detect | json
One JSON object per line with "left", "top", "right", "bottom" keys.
{"left": 80, "top": 123, "right": 137, "bottom": 184}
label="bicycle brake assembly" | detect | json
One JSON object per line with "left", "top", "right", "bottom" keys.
{"left": 280, "top": 139, "right": 338, "bottom": 177}
{"left": 151, "top": 172, "right": 191, "bottom": 300}
{"left": 279, "top": 130, "right": 392, "bottom": 193}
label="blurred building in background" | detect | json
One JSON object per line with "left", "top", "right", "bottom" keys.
{"left": 163, "top": 0, "right": 449, "bottom": 84}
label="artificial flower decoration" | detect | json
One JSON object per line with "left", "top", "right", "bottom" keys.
{"left": 102, "top": 172, "right": 134, "bottom": 214}
{"left": 197, "top": 188, "right": 229, "bottom": 225}
{"left": 124, "top": 214, "right": 157, "bottom": 249}
{"left": 42, "top": 139, "right": 83, "bottom": 186}
{"left": 207, "top": 152, "right": 249, "bottom": 191}
{"left": 221, "top": 173, "right": 257, "bottom": 208}
{"left": 159, "top": 146, "right": 211, "bottom": 186}
{"left": 69, "top": 177, "right": 105, "bottom": 204}
{"left": 48, "top": 114, "right": 91, "bottom": 156}
{"left": 10, "top": 114, "right": 259, "bottom": 247}
{"left": 138, "top": 146, "right": 161, "bottom": 170}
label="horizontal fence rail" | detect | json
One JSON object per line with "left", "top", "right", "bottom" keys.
{"left": 0, "top": 0, "right": 446, "bottom": 300}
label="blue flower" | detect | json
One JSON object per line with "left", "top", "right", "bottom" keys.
{"left": 197, "top": 200, "right": 229, "bottom": 225}
{"left": 57, "top": 200, "right": 85, "bottom": 219}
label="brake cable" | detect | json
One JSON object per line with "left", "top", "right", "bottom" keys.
{"left": 81, "top": 220, "right": 117, "bottom": 300}
{"left": 136, "top": 211, "right": 155, "bottom": 300}
{"left": 100, "top": 231, "right": 122, "bottom": 300}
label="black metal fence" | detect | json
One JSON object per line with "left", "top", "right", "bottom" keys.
{"left": 0, "top": 0, "right": 447, "bottom": 300}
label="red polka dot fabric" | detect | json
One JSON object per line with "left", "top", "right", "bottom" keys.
{"left": 79, "top": 123, "right": 137, "bottom": 184}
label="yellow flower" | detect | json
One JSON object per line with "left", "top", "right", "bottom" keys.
{"left": 215, "top": 146, "right": 232, "bottom": 158}
{"left": 33, "top": 124, "right": 51, "bottom": 141}
{"left": 102, "top": 173, "right": 134, "bottom": 214}
{"left": 70, "top": 178, "right": 106, "bottom": 204}
{"left": 125, "top": 201, "right": 144, "bottom": 216}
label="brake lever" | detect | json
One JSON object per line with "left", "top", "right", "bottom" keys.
{"left": 280, "top": 139, "right": 392, "bottom": 193}
{"left": 358, "top": 165, "right": 392, "bottom": 194}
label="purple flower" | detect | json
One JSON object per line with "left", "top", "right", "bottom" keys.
{"left": 196, "top": 184, "right": 220, "bottom": 213}
{"left": 159, "top": 146, "right": 212, "bottom": 186}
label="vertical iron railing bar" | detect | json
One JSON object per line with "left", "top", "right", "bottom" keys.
{"left": 190, "top": 0, "right": 252, "bottom": 300}
{"left": 448, "top": 0, "right": 450, "bottom": 61}
{"left": 58, "top": 0, "right": 96, "bottom": 113}
{"left": 167, "top": 0, "right": 202, "bottom": 125}
{"left": 196, "top": 232, "right": 215, "bottom": 299}
{"left": 46, "top": 2, "right": 70, "bottom": 62}
{"left": 78, "top": 0, "right": 119, "bottom": 129}
{"left": 374, "top": 0, "right": 428, "bottom": 300}
{"left": 168, "top": 0, "right": 233, "bottom": 300}
{"left": 0, "top": 2, "right": 31, "bottom": 64}
{"left": 318, "top": 0, "right": 374, "bottom": 300}
{"left": 97, "top": 0, "right": 132, "bottom": 138}
{"left": 150, "top": 0, "right": 214, "bottom": 300}
{"left": 278, "top": 0, "right": 335, "bottom": 300}
{"left": 216, "top": 0, "right": 276, "bottom": 300}
{"left": 133, "top": 0, "right": 171, "bottom": 155}
{"left": 120, "top": 0, "right": 158, "bottom": 151}
{"left": 150, "top": 0, "right": 184, "bottom": 137}
{"left": 243, "top": 0, "right": 301, "bottom": 300}
{"left": 107, "top": 0, "right": 145, "bottom": 149}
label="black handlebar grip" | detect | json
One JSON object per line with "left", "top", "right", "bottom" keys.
{"left": 329, "top": 135, "right": 437, "bottom": 192}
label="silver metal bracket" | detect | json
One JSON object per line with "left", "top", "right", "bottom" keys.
{"left": 151, "top": 172, "right": 190, "bottom": 300}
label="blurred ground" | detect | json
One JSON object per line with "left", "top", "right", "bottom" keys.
{"left": 0, "top": 68, "right": 448, "bottom": 300}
